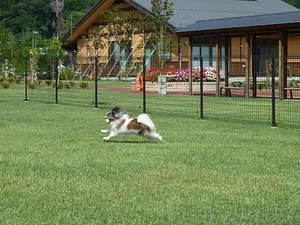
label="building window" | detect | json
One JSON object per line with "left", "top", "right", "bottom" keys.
{"left": 192, "top": 38, "right": 230, "bottom": 71}
{"left": 109, "top": 40, "right": 132, "bottom": 71}
{"left": 109, "top": 41, "right": 120, "bottom": 62}
{"left": 256, "top": 38, "right": 278, "bottom": 73}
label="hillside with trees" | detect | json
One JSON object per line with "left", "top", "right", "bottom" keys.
{"left": 0, "top": 0, "right": 98, "bottom": 38}
{"left": 0, "top": 0, "right": 299, "bottom": 61}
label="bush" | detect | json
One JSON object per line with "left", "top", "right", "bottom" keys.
{"left": 45, "top": 80, "right": 53, "bottom": 86}
{"left": 36, "top": 80, "right": 42, "bottom": 85}
{"left": 79, "top": 82, "right": 89, "bottom": 88}
{"left": 0, "top": 82, "right": 9, "bottom": 89}
{"left": 16, "top": 78, "right": 22, "bottom": 84}
{"left": 64, "top": 81, "right": 76, "bottom": 89}
{"left": 52, "top": 81, "right": 64, "bottom": 89}
{"left": 28, "top": 83, "right": 36, "bottom": 89}
{"left": 59, "top": 81, "right": 64, "bottom": 89}
{"left": 8, "top": 77, "right": 15, "bottom": 83}
{"left": 288, "top": 79, "right": 300, "bottom": 88}
{"left": 60, "top": 67, "right": 74, "bottom": 80}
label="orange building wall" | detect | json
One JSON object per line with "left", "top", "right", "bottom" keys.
{"left": 288, "top": 36, "right": 300, "bottom": 56}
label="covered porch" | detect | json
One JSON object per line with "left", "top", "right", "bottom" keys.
{"left": 177, "top": 11, "right": 300, "bottom": 99}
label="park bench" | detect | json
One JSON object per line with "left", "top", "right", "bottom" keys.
{"left": 284, "top": 87, "right": 300, "bottom": 99}
{"left": 220, "top": 81, "right": 244, "bottom": 97}
{"left": 220, "top": 80, "right": 268, "bottom": 97}
{"left": 285, "top": 80, "right": 300, "bottom": 99}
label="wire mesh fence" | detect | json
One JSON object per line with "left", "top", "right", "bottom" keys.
{"left": 1, "top": 53, "right": 300, "bottom": 127}
{"left": 200, "top": 55, "right": 274, "bottom": 125}
{"left": 0, "top": 56, "right": 26, "bottom": 101}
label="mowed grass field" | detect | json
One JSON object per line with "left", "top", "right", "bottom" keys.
{"left": 1, "top": 82, "right": 300, "bottom": 224}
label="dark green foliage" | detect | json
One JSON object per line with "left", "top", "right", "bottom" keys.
{"left": 45, "top": 80, "right": 53, "bottom": 86}
{"left": 58, "top": 81, "right": 64, "bottom": 89}
{"left": 0, "top": 0, "right": 99, "bottom": 38}
{"left": 28, "top": 83, "right": 36, "bottom": 89}
{"left": 16, "top": 78, "right": 22, "bottom": 84}
{"left": 0, "top": 82, "right": 9, "bottom": 89}
{"left": 64, "top": 81, "right": 76, "bottom": 89}
{"left": 8, "top": 77, "right": 15, "bottom": 83}
{"left": 284, "top": 0, "right": 300, "bottom": 8}
{"left": 52, "top": 81, "right": 64, "bottom": 89}
{"left": 60, "top": 67, "right": 74, "bottom": 80}
{"left": 79, "top": 81, "right": 88, "bottom": 88}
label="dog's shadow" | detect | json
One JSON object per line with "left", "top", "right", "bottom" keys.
{"left": 103, "top": 138, "right": 164, "bottom": 144}
{"left": 100, "top": 131, "right": 164, "bottom": 144}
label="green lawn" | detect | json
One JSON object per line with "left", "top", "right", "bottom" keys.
{"left": 1, "top": 89, "right": 300, "bottom": 224}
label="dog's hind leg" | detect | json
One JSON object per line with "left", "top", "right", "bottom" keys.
{"left": 148, "top": 132, "right": 164, "bottom": 142}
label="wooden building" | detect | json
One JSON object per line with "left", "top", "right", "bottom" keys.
{"left": 63, "top": 0, "right": 300, "bottom": 97}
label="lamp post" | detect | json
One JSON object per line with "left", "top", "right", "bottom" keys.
{"left": 32, "top": 31, "right": 39, "bottom": 48}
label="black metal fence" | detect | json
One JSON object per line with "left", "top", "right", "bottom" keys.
{"left": 1, "top": 54, "right": 300, "bottom": 127}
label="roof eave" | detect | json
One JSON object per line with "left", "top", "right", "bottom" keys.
{"left": 63, "top": 0, "right": 177, "bottom": 42}
{"left": 176, "top": 22, "right": 300, "bottom": 37}
{"left": 123, "top": 0, "right": 177, "bottom": 32}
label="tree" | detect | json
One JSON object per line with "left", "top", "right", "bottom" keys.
{"left": 103, "top": 8, "right": 137, "bottom": 77}
{"left": 148, "top": 0, "right": 174, "bottom": 70}
{"left": 0, "top": 23, "right": 15, "bottom": 60}
{"left": 284, "top": 0, "right": 300, "bottom": 8}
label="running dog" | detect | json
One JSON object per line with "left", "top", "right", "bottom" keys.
{"left": 101, "top": 107, "right": 163, "bottom": 141}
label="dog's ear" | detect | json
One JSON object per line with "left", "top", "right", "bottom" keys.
{"left": 112, "top": 107, "right": 124, "bottom": 118}
{"left": 112, "top": 107, "right": 120, "bottom": 112}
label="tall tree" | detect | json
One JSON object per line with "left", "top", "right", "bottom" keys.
{"left": 148, "top": 0, "right": 174, "bottom": 70}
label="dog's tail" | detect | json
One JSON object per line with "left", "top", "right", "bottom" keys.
{"left": 137, "top": 114, "right": 156, "bottom": 132}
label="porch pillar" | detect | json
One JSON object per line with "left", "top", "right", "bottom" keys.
{"left": 216, "top": 35, "right": 221, "bottom": 97}
{"left": 178, "top": 36, "right": 182, "bottom": 70}
{"left": 224, "top": 36, "right": 229, "bottom": 96}
{"left": 189, "top": 37, "right": 193, "bottom": 95}
{"left": 251, "top": 35, "right": 257, "bottom": 98}
{"left": 279, "top": 31, "right": 288, "bottom": 99}
{"left": 245, "top": 34, "right": 251, "bottom": 98}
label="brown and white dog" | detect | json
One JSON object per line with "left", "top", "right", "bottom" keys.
{"left": 101, "top": 107, "right": 163, "bottom": 141}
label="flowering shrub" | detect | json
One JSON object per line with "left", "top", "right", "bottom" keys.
{"left": 146, "top": 66, "right": 219, "bottom": 82}
{"left": 0, "top": 61, "right": 16, "bottom": 78}
{"left": 146, "top": 67, "right": 174, "bottom": 82}
{"left": 193, "top": 66, "right": 218, "bottom": 82}
{"left": 174, "top": 68, "right": 189, "bottom": 81}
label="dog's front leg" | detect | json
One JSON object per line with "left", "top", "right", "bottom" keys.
{"left": 103, "top": 130, "right": 118, "bottom": 141}
{"left": 101, "top": 127, "right": 111, "bottom": 134}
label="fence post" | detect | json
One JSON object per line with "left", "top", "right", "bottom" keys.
{"left": 271, "top": 57, "right": 277, "bottom": 127}
{"left": 55, "top": 57, "right": 59, "bottom": 104}
{"left": 200, "top": 56, "right": 204, "bottom": 120}
{"left": 142, "top": 55, "right": 146, "bottom": 114}
{"left": 24, "top": 57, "right": 29, "bottom": 102}
{"left": 95, "top": 56, "right": 98, "bottom": 109}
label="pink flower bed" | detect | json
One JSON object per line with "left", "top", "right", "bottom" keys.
{"left": 146, "top": 67, "right": 218, "bottom": 82}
